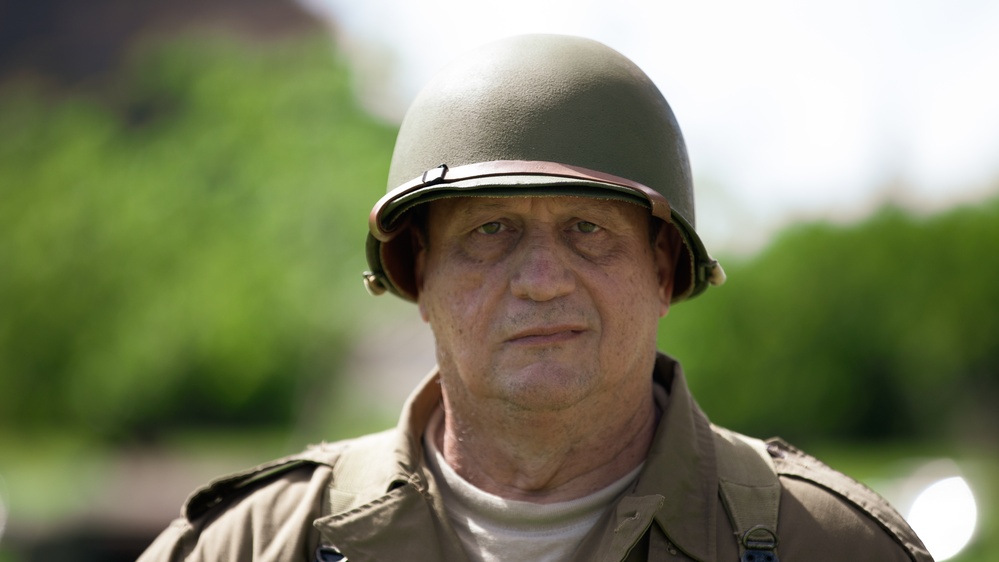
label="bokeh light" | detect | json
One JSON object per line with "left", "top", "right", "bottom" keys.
{"left": 906, "top": 475, "right": 977, "bottom": 561}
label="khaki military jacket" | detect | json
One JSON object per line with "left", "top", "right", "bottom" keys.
{"left": 139, "top": 354, "right": 932, "bottom": 562}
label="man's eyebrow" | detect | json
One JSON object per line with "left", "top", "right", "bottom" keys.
{"left": 446, "top": 199, "right": 518, "bottom": 221}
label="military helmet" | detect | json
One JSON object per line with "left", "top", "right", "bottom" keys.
{"left": 364, "top": 34, "right": 725, "bottom": 302}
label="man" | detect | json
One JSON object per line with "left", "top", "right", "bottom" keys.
{"left": 140, "top": 34, "right": 931, "bottom": 561}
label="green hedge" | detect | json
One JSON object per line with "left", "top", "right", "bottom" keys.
{"left": 0, "top": 36, "right": 397, "bottom": 440}
{"left": 2, "top": 33, "right": 996, "bottom": 448}
{"left": 661, "top": 200, "right": 999, "bottom": 444}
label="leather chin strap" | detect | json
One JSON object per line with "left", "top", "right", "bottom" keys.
{"left": 369, "top": 160, "right": 672, "bottom": 242}
{"left": 364, "top": 159, "right": 725, "bottom": 301}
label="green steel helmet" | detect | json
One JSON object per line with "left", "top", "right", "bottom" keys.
{"left": 364, "top": 33, "right": 725, "bottom": 302}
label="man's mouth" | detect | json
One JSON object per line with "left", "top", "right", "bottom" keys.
{"left": 506, "top": 325, "right": 588, "bottom": 345}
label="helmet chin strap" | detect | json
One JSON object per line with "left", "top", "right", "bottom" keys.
{"left": 362, "top": 159, "right": 727, "bottom": 302}
{"left": 369, "top": 160, "right": 672, "bottom": 243}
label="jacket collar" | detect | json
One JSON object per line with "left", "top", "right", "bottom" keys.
{"left": 314, "top": 369, "right": 470, "bottom": 561}
{"left": 640, "top": 353, "right": 719, "bottom": 562}
{"left": 322, "top": 368, "right": 443, "bottom": 509}
{"left": 315, "top": 355, "right": 720, "bottom": 562}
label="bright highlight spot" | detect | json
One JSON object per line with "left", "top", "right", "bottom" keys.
{"left": 906, "top": 476, "right": 977, "bottom": 561}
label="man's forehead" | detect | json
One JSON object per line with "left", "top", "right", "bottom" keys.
{"left": 428, "top": 195, "right": 649, "bottom": 217}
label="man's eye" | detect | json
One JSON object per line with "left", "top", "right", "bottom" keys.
{"left": 573, "top": 221, "right": 600, "bottom": 234}
{"left": 476, "top": 222, "right": 504, "bottom": 235}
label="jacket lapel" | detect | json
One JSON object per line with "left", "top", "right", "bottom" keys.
{"left": 313, "top": 369, "right": 469, "bottom": 561}
{"left": 565, "top": 355, "right": 723, "bottom": 562}
{"left": 315, "top": 483, "right": 468, "bottom": 562}
{"left": 637, "top": 355, "right": 720, "bottom": 561}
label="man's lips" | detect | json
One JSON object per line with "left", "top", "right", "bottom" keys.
{"left": 505, "top": 325, "right": 588, "bottom": 345}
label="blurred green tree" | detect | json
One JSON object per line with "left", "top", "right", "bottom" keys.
{"left": 0, "top": 37, "right": 397, "bottom": 441}
{"left": 2, "top": 33, "right": 996, "bottom": 450}
{"left": 661, "top": 199, "right": 999, "bottom": 445}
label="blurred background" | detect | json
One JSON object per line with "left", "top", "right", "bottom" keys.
{"left": 0, "top": 0, "right": 995, "bottom": 560}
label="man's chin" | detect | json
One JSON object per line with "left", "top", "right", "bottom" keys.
{"left": 492, "top": 361, "right": 598, "bottom": 412}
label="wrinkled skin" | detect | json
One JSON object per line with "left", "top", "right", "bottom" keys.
{"left": 415, "top": 196, "right": 678, "bottom": 500}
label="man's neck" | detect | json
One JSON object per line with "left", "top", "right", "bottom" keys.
{"left": 435, "top": 386, "right": 659, "bottom": 504}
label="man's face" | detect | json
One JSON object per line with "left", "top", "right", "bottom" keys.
{"left": 415, "top": 196, "right": 675, "bottom": 413}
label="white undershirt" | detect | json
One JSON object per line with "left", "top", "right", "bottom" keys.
{"left": 423, "top": 407, "right": 643, "bottom": 562}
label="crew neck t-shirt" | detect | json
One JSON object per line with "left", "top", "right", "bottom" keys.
{"left": 422, "top": 407, "right": 644, "bottom": 562}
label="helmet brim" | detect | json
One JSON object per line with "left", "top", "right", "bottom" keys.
{"left": 364, "top": 160, "right": 723, "bottom": 303}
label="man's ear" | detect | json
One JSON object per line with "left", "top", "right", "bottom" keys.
{"left": 653, "top": 221, "right": 682, "bottom": 318}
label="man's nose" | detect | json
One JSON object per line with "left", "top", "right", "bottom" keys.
{"left": 509, "top": 233, "right": 576, "bottom": 301}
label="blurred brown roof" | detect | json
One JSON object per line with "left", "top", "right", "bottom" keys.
{"left": 0, "top": 0, "right": 322, "bottom": 88}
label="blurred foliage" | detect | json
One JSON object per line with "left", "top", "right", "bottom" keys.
{"left": 0, "top": 36, "right": 397, "bottom": 441}
{"left": 1, "top": 31, "right": 997, "bottom": 457}
{"left": 661, "top": 199, "right": 999, "bottom": 446}
{"left": 1, "top": 30, "right": 996, "bottom": 562}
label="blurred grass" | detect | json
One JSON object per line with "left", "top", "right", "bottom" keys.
{"left": 0, "top": 372, "right": 400, "bottom": 530}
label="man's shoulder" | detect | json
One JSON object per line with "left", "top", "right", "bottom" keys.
{"left": 765, "top": 438, "right": 933, "bottom": 562}
{"left": 181, "top": 442, "right": 341, "bottom": 521}
{"left": 183, "top": 428, "right": 401, "bottom": 519}
{"left": 138, "top": 429, "right": 401, "bottom": 562}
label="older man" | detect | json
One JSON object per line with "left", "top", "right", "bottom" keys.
{"left": 140, "top": 34, "right": 931, "bottom": 562}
